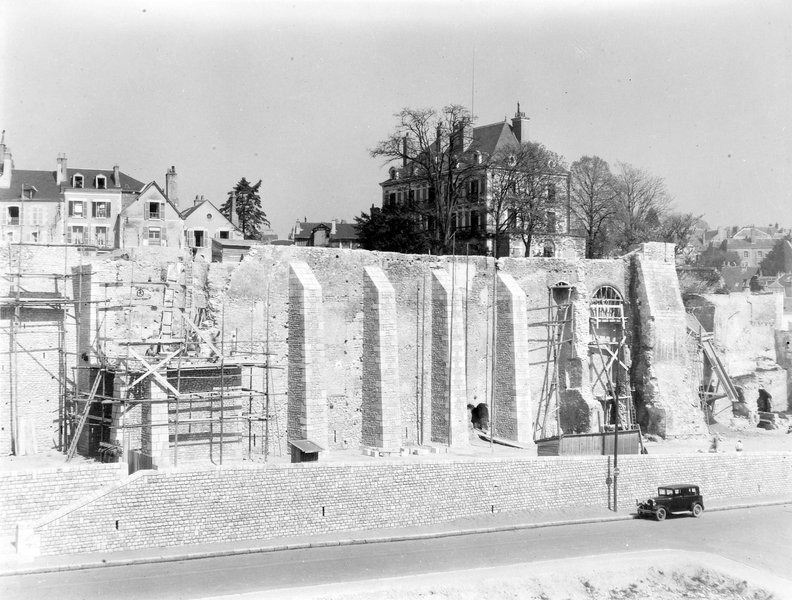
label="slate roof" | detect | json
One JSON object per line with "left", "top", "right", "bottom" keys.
{"left": 66, "top": 168, "right": 144, "bottom": 192}
{"left": 724, "top": 238, "right": 777, "bottom": 250}
{"left": 0, "top": 170, "right": 61, "bottom": 201}
{"left": 0, "top": 167, "right": 144, "bottom": 201}
{"left": 469, "top": 121, "right": 519, "bottom": 156}
{"left": 720, "top": 266, "right": 759, "bottom": 291}
{"left": 291, "top": 221, "right": 359, "bottom": 242}
{"left": 180, "top": 199, "right": 210, "bottom": 219}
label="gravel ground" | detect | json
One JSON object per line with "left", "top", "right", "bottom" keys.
{"left": 256, "top": 551, "right": 789, "bottom": 600}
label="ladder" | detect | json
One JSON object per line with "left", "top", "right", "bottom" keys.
{"left": 65, "top": 371, "right": 103, "bottom": 461}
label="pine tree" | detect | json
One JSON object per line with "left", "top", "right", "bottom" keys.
{"left": 220, "top": 178, "right": 269, "bottom": 240}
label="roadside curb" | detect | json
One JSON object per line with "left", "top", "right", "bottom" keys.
{"left": 1, "top": 498, "right": 789, "bottom": 578}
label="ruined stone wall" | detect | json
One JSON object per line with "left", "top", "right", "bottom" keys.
{"left": 27, "top": 451, "right": 792, "bottom": 556}
{"left": 685, "top": 292, "right": 782, "bottom": 376}
{"left": 218, "top": 246, "right": 650, "bottom": 453}
{"left": 1, "top": 242, "right": 710, "bottom": 457}
{"left": 630, "top": 243, "right": 707, "bottom": 438}
{"left": 685, "top": 292, "right": 786, "bottom": 414}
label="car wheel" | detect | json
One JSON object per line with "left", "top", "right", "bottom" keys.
{"left": 692, "top": 503, "right": 703, "bottom": 518}
{"left": 655, "top": 507, "right": 667, "bottom": 521}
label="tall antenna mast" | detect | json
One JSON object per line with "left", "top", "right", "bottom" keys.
{"left": 471, "top": 46, "right": 476, "bottom": 118}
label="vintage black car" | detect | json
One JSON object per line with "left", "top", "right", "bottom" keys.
{"left": 636, "top": 484, "right": 704, "bottom": 521}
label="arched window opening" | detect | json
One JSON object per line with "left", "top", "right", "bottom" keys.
{"left": 589, "top": 285, "right": 633, "bottom": 429}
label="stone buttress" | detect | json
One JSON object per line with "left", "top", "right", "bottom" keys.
{"left": 361, "top": 266, "right": 402, "bottom": 452}
{"left": 430, "top": 269, "right": 468, "bottom": 447}
{"left": 287, "top": 262, "right": 329, "bottom": 450}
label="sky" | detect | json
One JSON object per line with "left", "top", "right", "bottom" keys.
{"left": 2, "top": 0, "right": 791, "bottom": 238}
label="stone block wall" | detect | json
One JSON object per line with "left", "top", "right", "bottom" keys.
{"left": 26, "top": 452, "right": 792, "bottom": 556}
{"left": 0, "top": 462, "right": 122, "bottom": 535}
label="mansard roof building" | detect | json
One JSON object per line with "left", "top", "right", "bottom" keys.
{"left": 378, "top": 107, "right": 583, "bottom": 258}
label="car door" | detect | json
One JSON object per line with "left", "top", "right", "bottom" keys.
{"left": 672, "top": 489, "right": 685, "bottom": 512}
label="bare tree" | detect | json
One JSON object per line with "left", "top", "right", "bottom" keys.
{"left": 569, "top": 156, "right": 618, "bottom": 258}
{"left": 488, "top": 142, "right": 566, "bottom": 257}
{"left": 658, "top": 212, "right": 703, "bottom": 259}
{"left": 370, "top": 105, "right": 478, "bottom": 254}
{"left": 612, "top": 163, "right": 671, "bottom": 252}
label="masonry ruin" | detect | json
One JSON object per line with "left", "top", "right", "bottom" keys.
{"left": 7, "top": 240, "right": 773, "bottom": 469}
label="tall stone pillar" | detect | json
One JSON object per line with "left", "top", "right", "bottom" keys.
{"left": 430, "top": 269, "right": 468, "bottom": 447}
{"left": 493, "top": 272, "right": 534, "bottom": 445}
{"left": 288, "top": 262, "right": 328, "bottom": 449}
{"left": 141, "top": 373, "right": 171, "bottom": 468}
{"left": 361, "top": 266, "right": 402, "bottom": 451}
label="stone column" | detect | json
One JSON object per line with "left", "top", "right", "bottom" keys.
{"left": 141, "top": 374, "right": 171, "bottom": 468}
{"left": 493, "top": 272, "right": 534, "bottom": 445}
{"left": 361, "top": 266, "right": 402, "bottom": 451}
{"left": 430, "top": 269, "right": 468, "bottom": 447}
{"left": 288, "top": 262, "right": 328, "bottom": 449}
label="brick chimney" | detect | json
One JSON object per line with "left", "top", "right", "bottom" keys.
{"left": 451, "top": 118, "right": 471, "bottom": 155}
{"left": 113, "top": 164, "right": 121, "bottom": 188}
{"left": 165, "top": 166, "right": 178, "bottom": 209}
{"left": 511, "top": 102, "right": 530, "bottom": 143}
{"left": 330, "top": 219, "right": 337, "bottom": 235}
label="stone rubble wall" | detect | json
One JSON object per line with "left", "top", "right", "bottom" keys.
{"left": 630, "top": 244, "right": 708, "bottom": 438}
{"left": 25, "top": 452, "right": 792, "bottom": 556}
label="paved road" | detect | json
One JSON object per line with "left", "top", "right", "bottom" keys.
{"left": 2, "top": 504, "right": 790, "bottom": 600}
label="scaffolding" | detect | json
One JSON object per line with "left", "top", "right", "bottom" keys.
{"left": 589, "top": 285, "right": 634, "bottom": 429}
{"left": 2, "top": 243, "right": 282, "bottom": 467}
{"left": 533, "top": 285, "right": 573, "bottom": 441}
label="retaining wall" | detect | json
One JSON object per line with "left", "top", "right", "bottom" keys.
{"left": 25, "top": 452, "right": 792, "bottom": 556}
{"left": 0, "top": 462, "right": 123, "bottom": 535}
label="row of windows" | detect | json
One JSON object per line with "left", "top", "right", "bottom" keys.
{"left": 65, "top": 201, "right": 167, "bottom": 220}
{"left": 186, "top": 229, "right": 231, "bottom": 248}
{"left": 66, "top": 225, "right": 111, "bottom": 246}
{"left": 5, "top": 206, "right": 46, "bottom": 226}
{"left": 68, "top": 201, "right": 112, "bottom": 218}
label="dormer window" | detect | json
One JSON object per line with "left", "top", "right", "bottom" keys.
{"left": 72, "top": 174, "right": 84, "bottom": 188}
{"left": 95, "top": 175, "right": 107, "bottom": 189}
{"left": 389, "top": 167, "right": 398, "bottom": 180}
